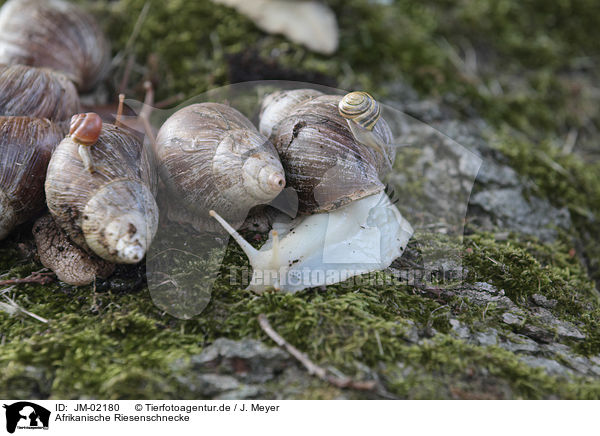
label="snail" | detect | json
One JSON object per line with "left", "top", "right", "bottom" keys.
{"left": 69, "top": 112, "right": 102, "bottom": 172}
{"left": 210, "top": 90, "right": 413, "bottom": 293}
{"left": 0, "top": 0, "right": 110, "bottom": 92}
{"left": 0, "top": 64, "right": 80, "bottom": 124}
{"left": 43, "top": 113, "right": 159, "bottom": 285}
{"left": 258, "top": 88, "right": 395, "bottom": 214}
{"left": 154, "top": 103, "right": 286, "bottom": 233}
{"left": 0, "top": 116, "right": 64, "bottom": 240}
{"left": 338, "top": 91, "right": 392, "bottom": 167}
{"left": 0, "top": 63, "right": 80, "bottom": 240}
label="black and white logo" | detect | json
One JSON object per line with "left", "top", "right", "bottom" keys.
{"left": 3, "top": 402, "right": 50, "bottom": 434}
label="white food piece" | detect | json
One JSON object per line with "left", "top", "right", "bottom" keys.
{"left": 212, "top": 0, "right": 339, "bottom": 55}
{"left": 210, "top": 192, "right": 413, "bottom": 293}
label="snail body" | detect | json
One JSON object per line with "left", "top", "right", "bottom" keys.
{"left": 0, "top": 0, "right": 110, "bottom": 91}
{"left": 210, "top": 90, "right": 412, "bottom": 293}
{"left": 154, "top": 103, "right": 286, "bottom": 232}
{"left": 33, "top": 214, "right": 115, "bottom": 286}
{"left": 210, "top": 192, "right": 413, "bottom": 293}
{"left": 45, "top": 119, "right": 159, "bottom": 266}
{"left": 0, "top": 116, "right": 63, "bottom": 239}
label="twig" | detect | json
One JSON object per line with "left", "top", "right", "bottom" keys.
{"left": 257, "top": 314, "right": 376, "bottom": 391}
{"left": 154, "top": 93, "right": 186, "bottom": 109}
{"left": 0, "top": 270, "right": 55, "bottom": 286}
{"left": 0, "top": 291, "right": 48, "bottom": 324}
{"left": 112, "top": 1, "right": 151, "bottom": 67}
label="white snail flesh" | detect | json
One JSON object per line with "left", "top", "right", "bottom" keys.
{"left": 211, "top": 192, "right": 413, "bottom": 293}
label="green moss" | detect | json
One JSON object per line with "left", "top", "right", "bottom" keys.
{"left": 490, "top": 132, "right": 600, "bottom": 286}
{"left": 2, "top": 231, "right": 600, "bottom": 399}
{"left": 464, "top": 233, "right": 600, "bottom": 354}
{"left": 69, "top": 0, "right": 597, "bottom": 140}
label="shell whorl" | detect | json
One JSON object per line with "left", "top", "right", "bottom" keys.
{"left": 338, "top": 91, "right": 380, "bottom": 131}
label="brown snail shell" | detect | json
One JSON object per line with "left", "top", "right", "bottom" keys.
{"left": 45, "top": 121, "right": 159, "bottom": 264}
{"left": 69, "top": 112, "right": 102, "bottom": 146}
{"left": 258, "top": 88, "right": 323, "bottom": 139}
{"left": 0, "top": 64, "right": 80, "bottom": 123}
{"left": 0, "top": 0, "right": 110, "bottom": 91}
{"left": 154, "top": 103, "right": 286, "bottom": 232}
{"left": 259, "top": 89, "right": 394, "bottom": 214}
{"left": 0, "top": 116, "right": 64, "bottom": 239}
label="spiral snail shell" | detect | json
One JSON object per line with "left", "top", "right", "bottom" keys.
{"left": 338, "top": 91, "right": 380, "bottom": 131}
{"left": 69, "top": 113, "right": 102, "bottom": 146}
{"left": 0, "top": 0, "right": 110, "bottom": 91}
{"left": 259, "top": 89, "right": 394, "bottom": 214}
{"left": 154, "top": 103, "right": 286, "bottom": 232}
{"left": 45, "top": 119, "right": 159, "bottom": 265}
{"left": 0, "top": 64, "right": 80, "bottom": 124}
{"left": 0, "top": 116, "right": 64, "bottom": 240}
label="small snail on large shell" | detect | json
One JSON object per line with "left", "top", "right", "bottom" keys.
{"left": 154, "top": 103, "right": 286, "bottom": 233}
{"left": 211, "top": 90, "right": 413, "bottom": 293}
{"left": 0, "top": 0, "right": 110, "bottom": 91}
{"left": 44, "top": 115, "right": 159, "bottom": 280}
{"left": 69, "top": 112, "right": 102, "bottom": 172}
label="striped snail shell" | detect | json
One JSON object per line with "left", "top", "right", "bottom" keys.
{"left": 45, "top": 119, "right": 159, "bottom": 264}
{"left": 0, "top": 64, "right": 80, "bottom": 124}
{"left": 154, "top": 103, "right": 286, "bottom": 233}
{"left": 258, "top": 89, "right": 394, "bottom": 214}
{"left": 338, "top": 91, "right": 380, "bottom": 131}
{"left": 0, "top": 116, "right": 64, "bottom": 240}
{"left": 0, "top": 0, "right": 110, "bottom": 91}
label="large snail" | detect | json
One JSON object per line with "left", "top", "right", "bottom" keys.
{"left": 258, "top": 89, "right": 395, "bottom": 214}
{"left": 40, "top": 113, "right": 159, "bottom": 285}
{"left": 0, "top": 64, "right": 80, "bottom": 124}
{"left": 0, "top": 0, "right": 110, "bottom": 92}
{"left": 0, "top": 63, "right": 81, "bottom": 240}
{"left": 154, "top": 103, "right": 286, "bottom": 233}
{"left": 210, "top": 90, "right": 413, "bottom": 293}
{"left": 0, "top": 117, "right": 64, "bottom": 240}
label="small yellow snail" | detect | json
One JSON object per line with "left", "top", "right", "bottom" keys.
{"left": 0, "top": 0, "right": 110, "bottom": 92}
{"left": 209, "top": 90, "right": 413, "bottom": 293}
{"left": 0, "top": 116, "right": 64, "bottom": 240}
{"left": 43, "top": 115, "right": 159, "bottom": 284}
{"left": 154, "top": 103, "right": 286, "bottom": 232}
{"left": 338, "top": 91, "right": 391, "bottom": 166}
